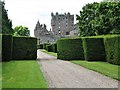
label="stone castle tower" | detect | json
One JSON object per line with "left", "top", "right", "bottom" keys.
{"left": 34, "top": 12, "right": 78, "bottom": 44}
{"left": 51, "top": 12, "right": 74, "bottom": 37}
{"left": 34, "top": 20, "right": 55, "bottom": 44}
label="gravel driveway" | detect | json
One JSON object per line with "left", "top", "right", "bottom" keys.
{"left": 37, "top": 50, "right": 118, "bottom": 88}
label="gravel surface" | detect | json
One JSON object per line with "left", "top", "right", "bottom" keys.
{"left": 37, "top": 50, "right": 118, "bottom": 88}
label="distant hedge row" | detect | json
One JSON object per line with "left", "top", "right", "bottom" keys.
{"left": 42, "top": 43, "right": 57, "bottom": 53}
{"left": 1, "top": 34, "right": 37, "bottom": 61}
{"left": 57, "top": 35, "right": 120, "bottom": 65}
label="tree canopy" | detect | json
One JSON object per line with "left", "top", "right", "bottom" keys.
{"left": 13, "top": 25, "right": 30, "bottom": 36}
{"left": 76, "top": 2, "right": 120, "bottom": 36}
{"left": 2, "top": 1, "right": 13, "bottom": 35}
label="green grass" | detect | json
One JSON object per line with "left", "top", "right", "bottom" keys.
{"left": 71, "top": 60, "right": 119, "bottom": 80}
{"left": 40, "top": 49, "right": 57, "bottom": 57}
{"left": 2, "top": 60, "right": 48, "bottom": 88}
{"left": 0, "top": 62, "right": 2, "bottom": 89}
{"left": 40, "top": 49, "right": 119, "bottom": 80}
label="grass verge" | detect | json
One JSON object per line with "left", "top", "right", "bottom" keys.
{"left": 71, "top": 60, "right": 119, "bottom": 80}
{"left": 40, "top": 49, "right": 119, "bottom": 80}
{"left": 40, "top": 49, "right": 57, "bottom": 57}
{"left": 2, "top": 60, "right": 48, "bottom": 88}
{"left": 0, "top": 62, "right": 2, "bottom": 89}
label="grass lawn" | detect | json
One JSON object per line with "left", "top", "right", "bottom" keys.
{"left": 41, "top": 49, "right": 119, "bottom": 80}
{"left": 71, "top": 60, "right": 119, "bottom": 80}
{"left": 40, "top": 49, "right": 57, "bottom": 57}
{"left": 2, "top": 60, "right": 48, "bottom": 88}
{"left": 0, "top": 62, "right": 2, "bottom": 89}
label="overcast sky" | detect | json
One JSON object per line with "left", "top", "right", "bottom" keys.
{"left": 5, "top": 0, "right": 102, "bottom": 36}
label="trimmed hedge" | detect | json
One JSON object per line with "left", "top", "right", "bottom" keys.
{"left": 57, "top": 38, "right": 84, "bottom": 60}
{"left": 12, "top": 36, "right": 37, "bottom": 60}
{"left": 82, "top": 36, "right": 106, "bottom": 61}
{"left": 104, "top": 35, "right": 120, "bottom": 65}
{"left": 43, "top": 43, "right": 48, "bottom": 50}
{"left": 46, "top": 44, "right": 52, "bottom": 52}
{"left": 37, "top": 44, "right": 43, "bottom": 49}
{"left": 0, "top": 35, "right": 1, "bottom": 61}
{"left": 2, "top": 34, "right": 13, "bottom": 61}
{"left": 51, "top": 43, "right": 57, "bottom": 53}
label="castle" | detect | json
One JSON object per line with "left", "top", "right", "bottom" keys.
{"left": 34, "top": 12, "right": 79, "bottom": 44}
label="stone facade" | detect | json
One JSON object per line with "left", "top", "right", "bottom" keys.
{"left": 34, "top": 12, "right": 79, "bottom": 44}
{"left": 51, "top": 12, "right": 74, "bottom": 37}
{"left": 34, "top": 21, "right": 56, "bottom": 44}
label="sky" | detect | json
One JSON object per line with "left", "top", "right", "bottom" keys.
{"left": 4, "top": 0, "right": 102, "bottom": 36}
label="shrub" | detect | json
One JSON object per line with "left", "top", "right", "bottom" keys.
{"left": 57, "top": 38, "right": 84, "bottom": 60}
{"left": 12, "top": 36, "right": 37, "bottom": 60}
{"left": 43, "top": 43, "right": 48, "bottom": 50}
{"left": 51, "top": 43, "right": 57, "bottom": 53}
{"left": 0, "top": 35, "right": 1, "bottom": 61}
{"left": 37, "top": 44, "right": 43, "bottom": 49}
{"left": 46, "top": 44, "right": 52, "bottom": 52}
{"left": 104, "top": 35, "right": 120, "bottom": 65}
{"left": 82, "top": 36, "right": 106, "bottom": 61}
{"left": 2, "top": 34, "right": 13, "bottom": 61}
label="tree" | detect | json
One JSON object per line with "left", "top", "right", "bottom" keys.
{"left": 2, "top": 1, "right": 13, "bottom": 35}
{"left": 76, "top": 2, "right": 120, "bottom": 36}
{"left": 13, "top": 25, "right": 30, "bottom": 36}
{"left": 103, "top": 0, "right": 120, "bottom": 2}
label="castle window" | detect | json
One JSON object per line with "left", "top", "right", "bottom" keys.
{"left": 66, "top": 32, "right": 69, "bottom": 35}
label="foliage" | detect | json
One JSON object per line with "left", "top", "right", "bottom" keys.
{"left": 2, "top": 61, "right": 48, "bottom": 88}
{"left": 76, "top": 2, "right": 120, "bottom": 36}
{"left": 51, "top": 43, "right": 57, "bottom": 53}
{"left": 1, "top": 34, "right": 12, "bottom": 61}
{"left": 13, "top": 25, "right": 30, "bottom": 36}
{"left": 82, "top": 36, "right": 106, "bottom": 61}
{"left": 57, "top": 38, "right": 84, "bottom": 60}
{"left": 2, "top": 1, "right": 13, "bottom": 35}
{"left": 37, "top": 44, "right": 44, "bottom": 49}
{"left": 12, "top": 36, "right": 37, "bottom": 60}
{"left": 103, "top": 0, "right": 120, "bottom": 2}
{"left": 104, "top": 35, "right": 120, "bottom": 65}
{"left": 46, "top": 44, "right": 52, "bottom": 52}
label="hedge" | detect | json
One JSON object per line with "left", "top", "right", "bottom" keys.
{"left": 82, "top": 36, "right": 106, "bottom": 61}
{"left": 37, "top": 44, "right": 43, "bottom": 49}
{"left": 104, "top": 35, "right": 120, "bottom": 65}
{"left": 51, "top": 43, "right": 57, "bottom": 53}
{"left": 43, "top": 43, "right": 49, "bottom": 50}
{"left": 0, "top": 34, "right": 1, "bottom": 61}
{"left": 57, "top": 38, "right": 84, "bottom": 60}
{"left": 2, "top": 34, "right": 13, "bottom": 61}
{"left": 46, "top": 44, "right": 52, "bottom": 52}
{"left": 12, "top": 36, "right": 37, "bottom": 60}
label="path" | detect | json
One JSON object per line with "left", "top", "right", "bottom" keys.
{"left": 37, "top": 50, "right": 118, "bottom": 88}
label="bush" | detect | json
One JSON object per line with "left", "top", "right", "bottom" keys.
{"left": 57, "top": 38, "right": 84, "bottom": 60}
{"left": 2, "top": 34, "right": 13, "bottom": 61}
{"left": 82, "top": 36, "right": 106, "bottom": 61}
{"left": 46, "top": 44, "right": 52, "bottom": 52}
{"left": 37, "top": 44, "right": 43, "bottom": 49}
{"left": 12, "top": 36, "right": 37, "bottom": 60}
{"left": 0, "top": 35, "right": 1, "bottom": 61}
{"left": 51, "top": 43, "right": 57, "bottom": 53}
{"left": 104, "top": 35, "right": 120, "bottom": 65}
